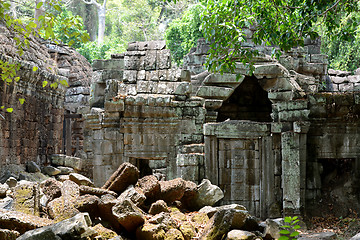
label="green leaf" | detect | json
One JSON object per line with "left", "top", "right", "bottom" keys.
{"left": 53, "top": 4, "right": 62, "bottom": 12}
{"left": 50, "top": 82, "right": 58, "bottom": 89}
{"left": 279, "top": 230, "right": 290, "bottom": 235}
{"left": 36, "top": 2, "right": 44, "bottom": 9}
{"left": 19, "top": 98, "right": 25, "bottom": 105}
{"left": 15, "top": 77, "right": 20, "bottom": 82}
{"left": 290, "top": 231, "right": 300, "bottom": 237}
{"left": 33, "top": 66, "right": 38, "bottom": 72}
{"left": 1, "top": 106, "right": 4, "bottom": 109}
{"left": 293, "top": 225, "right": 301, "bottom": 230}
{"left": 6, "top": 108, "right": 13, "bottom": 113}
{"left": 59, "top": 79, "right": 69, "bottom": 87}
{"left": 42, "top": 81, "right": 48, "bottom": 88}
{"left": 278, "top": 236, "right": 289, "bottom": 240}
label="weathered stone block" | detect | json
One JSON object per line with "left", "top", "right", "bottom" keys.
{"left": 204, "top": 73, "right": 245, "bottom": 85}
{"left": 278, "top": 110, "right": 310, "bottom": 121}
{"left": 104, "top": 100, "right": 124, "bottom": 112}
{"left": 123, "top": 70, "right": 137, "bottom": 83}
{"left": 196, "top": 86, "right": 235, "bottom": 100}
{"left": 144, "top": 50, "right": 157, "bottom": 70}
{"left": 156, "top": 49, "right": 171, "bottom": 69}
{"left": 92, "top": 59, "right": 124, "bottom": 71}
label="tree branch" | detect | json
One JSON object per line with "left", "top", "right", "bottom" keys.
{"left": 81, "top": 0, "right": 101, "bottom": 9}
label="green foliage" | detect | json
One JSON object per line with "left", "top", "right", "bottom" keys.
{"left": 321, "top": 10, "right": 360, "bottom": 72}
{"left": 0, "top": 0, "right": 89, "bottom": 117}
{"left": 200, "top": 0, "right": 359, "bottom": 74}
{"left": 279, "top": 216, "right": 301, "bottom": 240}
{"left": 52, "top": 7, "right": 90, "bottom": 49}
{"left": 165, "top": 3, "right": 204, "bottom": 66}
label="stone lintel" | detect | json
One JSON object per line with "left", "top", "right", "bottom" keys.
{"left": 204, "top": 121, "right": 270, "bottom": 138}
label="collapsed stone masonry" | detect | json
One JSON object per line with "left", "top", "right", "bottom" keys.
{"left": 85, "top": 38, "right": 360, "bottom": 220}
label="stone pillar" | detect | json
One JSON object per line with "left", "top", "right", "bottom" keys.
{"left": 281, "top": 121, "right": 309, "bottom": 215}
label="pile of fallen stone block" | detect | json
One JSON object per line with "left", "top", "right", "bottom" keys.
{"left": 0, "top": 161, "right": 303, "bottom": 240}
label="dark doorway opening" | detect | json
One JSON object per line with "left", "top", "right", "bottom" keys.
{"left": 131, "top": 159, "right": 153, "bottom": 178}
{"left": 217, "top": 76, "right": 272, "bottom": 122}
{"left": 313, "top": 158, "right": 360, "bottom": 217}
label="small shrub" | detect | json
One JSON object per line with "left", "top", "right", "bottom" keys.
{"left": 279, "top": 216, "right": 301, "bottom": 240}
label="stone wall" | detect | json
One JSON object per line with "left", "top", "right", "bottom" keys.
{"left": 47, "top": 43, "right": 93, "bottom": 158}
{"left": 306, "top": 92, "right": 360, "bottom": 217}
{"left": 84, "top": 37, "right": 360, "bottom": 219}
{"left": 85, "top": 41, "right": 206, "bottom": 186}
{"left": 0, "top": 24, "right": 65, "bottom": 167}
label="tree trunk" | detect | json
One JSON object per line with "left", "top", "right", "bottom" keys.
{"left": 34, "top": 0, "right": 45, "bottom": 28}
{"left": 97, "top": 4, "right": 105, "bottom": 44}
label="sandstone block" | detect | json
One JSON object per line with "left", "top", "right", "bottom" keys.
{"left": 159, "top": 178, "right": 186, "bottom": 204}
{"left": 112, "top": 198, "right": 145, "bottom": 232}
{"left": 74, "top": 194, "right": 100, "bottom": 218}
{"left": 196, "top": 86, "right": 235, "bottom": 100}
{"left": 0, "top": 209, "right": 53, "bottom": 234}
{"left": 193, "top": 179, "right": 224, "bottom": 209}
{"left": 26, "top": 161, "right": 41, "bottom": 173}
{"left": 136, "top": 175, "right": 161, "bottom": 203}
{"left": 13, "top": 181, "right": 40, "bottom": 216}
{"left": 40, "top": 178, "right": 62, "bottom": 202}
{"left": 69, "top": 173, "right": 95, "bottom": 187}
{"left": 0, "top": 229, "right": 19, "bottom": 240}
{"left": 17, "top": 213, "right": 96, "bottom": 240}
{"left": 79, "top": 185, "right": 117, "bottom": 197}
{"left": 149, "top": 200, "right": 169, "bottom": 215}
{"left": 225, "top": 230, "right": 257, "bottom": 240}
{"left": 41, "top": 166, "right": 61, "bottom": 176}
{"left": 118, "top": 185, "right": 146, "bottom": 207}
{"left": 102, "top": 162, "right": 140, "bottom": 194}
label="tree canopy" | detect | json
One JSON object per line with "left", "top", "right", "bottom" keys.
{"left": 199, "top": 0, "right": 359, "bottom": 73}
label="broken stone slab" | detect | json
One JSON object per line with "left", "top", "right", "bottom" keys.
{"left": 69, "top": 173, "right": 95, "bottom": 187}
{"left": 40, "top": 178, "right": 62, "bottom": 202}
{"left": 298, "top": 232, "right": 337, "bottom": 240}
{"left": 0, "top": 208, "right": 54, "bottom": 234}
{"left": 17, "top": 213, "right": 97, "bottom": 240}
{"left": 200, "top": 208, "right": 249, "bottom": 240}
{"left": 192, "top": 179, "right": 224, "bottom": 209}
{"left": 12, "top": 181, "right": 40, "bottom": 216}
{"left": 204, "top": 73, "right": 245, "bottom": 86}
{"left": 41, "top": 166, "right": 61, "bottom": 176}
{"left": 0, "top": 183, "right": 8, "bottom": 197}
{"left": 253, "top": 63, "right": 289, "bottom": 79}
{"left": 56, "top": 166, "right": 74, "bottom": 175}
{"left": 149, "top": 200, "right": 169, "bottom": 215}
{"left": 225, "top": 230, "right": 257, "bottom": 240}
{"left": 79, "top": 185, "right": 117, "bottom": 197}
{"left": 350, "top": 232, "right": 360, "bottom": 240}
{"left": 51, "top": 154, "right": 82, "bottom": 171}
{"left": 112, "top": 198, "right": 146, "bottom": 233}
{"left": 26, "top": 161, "right": 41, "bottom": 173}
{"left": 117, "top": 185, "right": 146, "bottom": 207}
{"left": 0, "top": 196, "right": 13, "bottom": 210}
{"left": 73, "top": 194, "right": 100, "bottom": 219}
{"left": 6, "top": 177, "right": 17, "bottom": 188}
{"left": 204, "top": 99, "right": 224, "bottom": 110}
{"left": 159, "top": 178, "right": 186, "bottom": 204}
{"left": 47, "top": 197, "right": 80, "bottom": 222}
{"left": 196, "top": 85, "right": 235, "bottom": 100}
{"left": 136, "top": 175, "right": 161, "bottom": 203}
{"left": 136, "top": 212, "right": 178, "bottom": 240}
{"left": 0, "top": 228, "right": 19, "bottom": 240}
{"left": 98, "top": 194, "right": 122, "bottom": 230}
{"left": 102, "top": 162, "right": 139, "bottom": 194}
{"left": 92, "top": 223, "right": 118, "bottom": 240}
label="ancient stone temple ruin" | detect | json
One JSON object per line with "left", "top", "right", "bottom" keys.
{"left": 2, "top": 22, "right": 360, "bottom": 221}
{"left": 84, "top": 38, "right": 360, "bottom": 219}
